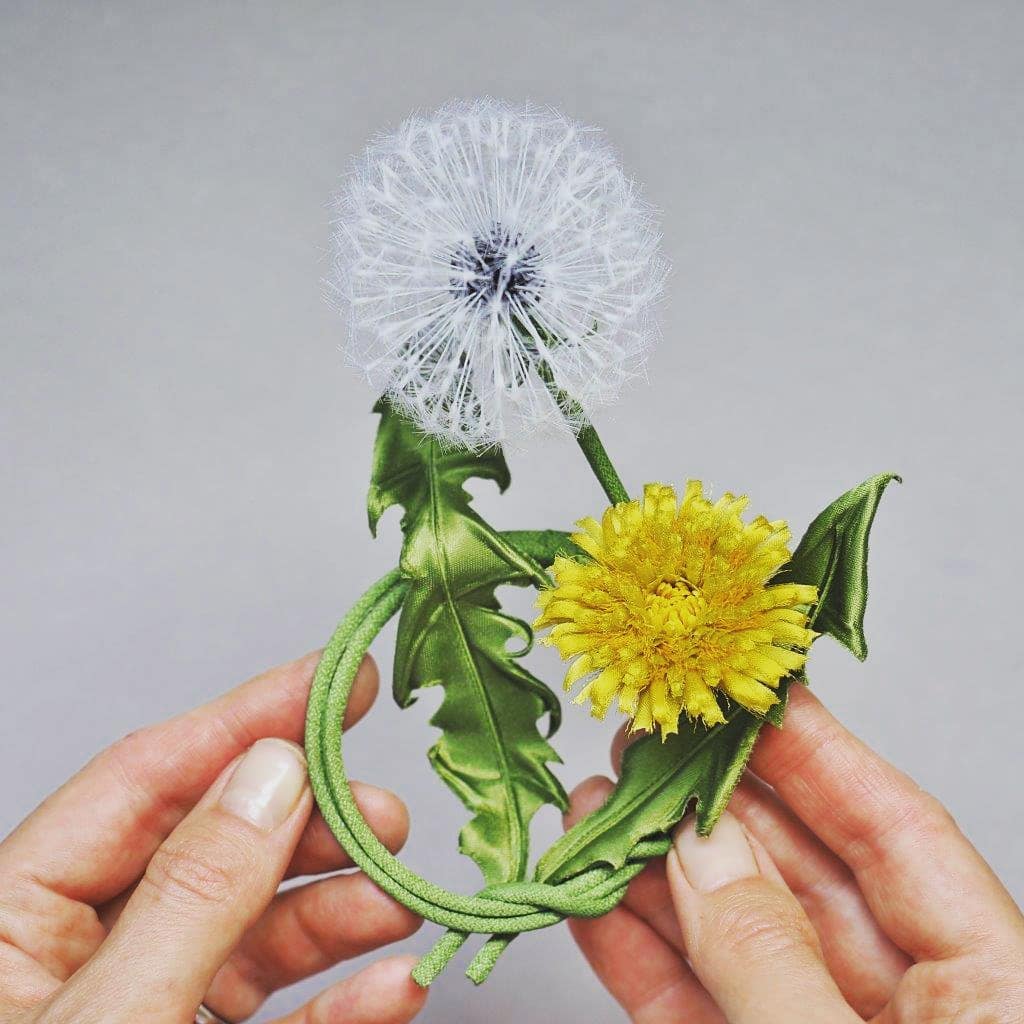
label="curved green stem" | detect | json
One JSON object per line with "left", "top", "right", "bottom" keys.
{"left": 537, "top": 365, "right": 629, "bottom": 504}
{"left": 305, "top": 542, "right": 662, "bottom": 986}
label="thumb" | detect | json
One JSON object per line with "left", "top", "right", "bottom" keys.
{"left": 48, "top": 738, "right": 311, "bottom": 1023}
{"left": 667, "top": 811, "right": 859, "bottom": 1024}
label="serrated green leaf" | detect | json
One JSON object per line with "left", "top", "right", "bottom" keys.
{"left": 537, "top": 472, "right": 898, "bottom": 879}
{"left": 535, "top": 704, "right": 767, "bottom": 883}
{"left": 368, "top": 400, "right": 568, "bottom": 885}
{"left": 777, "top": 472, "right": 901, "bottom": 660}
{"left": 502, "top": 529, "right": 578, "bottom": 568}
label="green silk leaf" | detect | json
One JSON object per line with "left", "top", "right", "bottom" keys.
{"left": 368, "top": 401, "right": 568, "bottom": 885}
{"left": 502, "top": 529, "right": 579, "bottom": 568}
{"left": 535, "top": 706, "right": 765, "bottom": 883}
{"left": 537, "top": 472, "right": 899, "bottom": 878}
{"left": 776, "top": 472, "right": 901, "bottom": 660}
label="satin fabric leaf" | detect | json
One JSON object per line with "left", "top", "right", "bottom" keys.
{"left": 538, "top": 472, "right": 898, "bottom": 874}
{"left": 776, "top": 472, "right": 901, "bottom": 660}
{"left": 535, "top": 702, "right": 767, "bottom": 882}
{"left": 368, "top": 400, "right": 568, "bottom": 885}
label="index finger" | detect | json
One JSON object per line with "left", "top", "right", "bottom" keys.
{"left": 749, "top": 684, "right": 1023, "bottom": 959}
{"left": 0, "top": 651, "right": 378, "bottom": 905}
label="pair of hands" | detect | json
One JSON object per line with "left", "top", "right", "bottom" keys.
{"left": 1, "top": 653, "right": 1022, "bottom": 1023}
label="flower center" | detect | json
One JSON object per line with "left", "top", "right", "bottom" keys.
{"left": 450, "top": 227, "right": 541, "bottom": 306}
{"left": 644, "top": 576, "right": 708, "bottom": 636}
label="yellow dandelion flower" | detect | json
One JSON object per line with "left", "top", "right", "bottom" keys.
{"left": 534, "top": 481, "right": 818, "bottom": 737}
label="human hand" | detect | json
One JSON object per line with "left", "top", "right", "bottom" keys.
{"left": 0, "top": 652, "right": 426, "bottom": 1024}
{"left": 567, "top": 685, "right": 1024, "bottom": 1023}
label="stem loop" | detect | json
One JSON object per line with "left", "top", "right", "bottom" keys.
{"left": 305, "top": 534, "right": 665, "bottom": 984}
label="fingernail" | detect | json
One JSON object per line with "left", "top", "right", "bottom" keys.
{"left": 673, "top": 811, "right": 758, "bottom": 893}
{"left": 219, "top": 738, "right": 307, "bottom": 831}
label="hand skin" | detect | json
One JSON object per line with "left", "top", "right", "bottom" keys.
{"left": 0, "top": 652, "right": 427, "bottom": 1024}
{"left": 567, "top": 685, "right": 1024, "bottom": 1024}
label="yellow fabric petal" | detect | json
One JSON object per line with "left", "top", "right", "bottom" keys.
{"left": 722, "top": 671, "right": 780, "bottom": 715}
{"left": 534, "top": 479, "right": 816, "bottom": 736}
{"left": 562, "top": 655, "right": 594, "bottom": 691}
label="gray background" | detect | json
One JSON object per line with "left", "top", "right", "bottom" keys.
{"left": 2, "top": 2, "right": 1022, "bottom": 1021}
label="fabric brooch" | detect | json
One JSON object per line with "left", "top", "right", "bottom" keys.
{"left": 304, "top": 98, "right": 897, "bottom": 985}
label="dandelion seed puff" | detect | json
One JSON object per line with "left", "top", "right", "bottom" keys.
{"left": 329, "top": 98, "right": 669, "bottom": 450}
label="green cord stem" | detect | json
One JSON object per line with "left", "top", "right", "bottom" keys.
{"left": 537, "top": 361, "right": 630, "bottom": 504}
{"left": 308, "top": 375, "right": 634, "bottom": 982}
{"left": 305, "top": 531, "right": 666, "bottom": 986}
{"left": 574, "top": 419, "right": 629, "bottom": 504}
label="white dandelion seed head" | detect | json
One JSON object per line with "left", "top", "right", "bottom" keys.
{"left": 329, "top": 97, "right": 669, "bottom": 450}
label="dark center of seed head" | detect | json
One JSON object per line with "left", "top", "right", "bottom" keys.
{"left": 451, "top": 228, "right": 540, "bottom": 304}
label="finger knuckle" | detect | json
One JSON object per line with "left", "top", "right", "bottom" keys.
{"left": 910, "top": 790, "right": 959, "bottom": 838}
{"left": 843, "top": 779, "right": 961, "bottom": 872}
{"left": 102, "top": 726, "right": 160, "bottom": 777}
{"left": 702, "top": 883, "right": 820, "bottom": 964}
{"left": 879, "top": 788, "right": 959, "bottom": 854}
{"left": 98, "top": 729, "right": 186, "bottom": 823}
{"left": 142, "top": 833, "right": 241, "bottom": 908}
{"left": 890, "top": 962, "right": 972, "bottom": 1023}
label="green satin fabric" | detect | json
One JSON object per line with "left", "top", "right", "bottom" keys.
{"left": 368, "top": 406, "right": 570, "bottom": 887}
{"left": 303, "top": 539, "right": 671, "bottom": 986}
{"left": 305, "top": 471, "right": 898, "bottom": 983}
{"left": 305, "top": 400, "right": 899, "bottom": 986}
